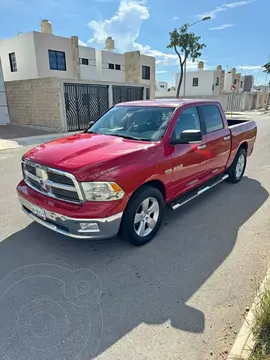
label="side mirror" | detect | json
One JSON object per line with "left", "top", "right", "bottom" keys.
{"left": 171, "top": 129, "right": 202, "bottom": 145}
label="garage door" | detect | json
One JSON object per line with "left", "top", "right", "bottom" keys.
{"left": 112, "top": 86, "right": 144, "bottom": 105}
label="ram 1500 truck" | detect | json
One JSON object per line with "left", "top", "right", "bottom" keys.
{"left": 17, "top": 99, "right": 257, "bottom": 246}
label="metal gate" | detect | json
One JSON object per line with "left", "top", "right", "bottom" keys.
{"left": 112, "top": 85, "right": 144, "bottom": 105}
{"left": 64, "top": 83, "right": 109, "bottom": 131}
{"left": 226, "top": 92, "right": 243, "bottom": 112}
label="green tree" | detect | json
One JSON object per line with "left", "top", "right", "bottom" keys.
{"left": 167, "top": 24, "right": 206, "bottom": 98}
{"left": 262, "top": 61, "right": 270, "bottom": 74}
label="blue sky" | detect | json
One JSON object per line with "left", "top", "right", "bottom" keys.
{"left": 0, "top": 0, "right": 269, "bottom": 86}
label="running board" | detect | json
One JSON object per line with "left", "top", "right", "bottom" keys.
{"left": 171, "top": 174, "right": 229, "bottom": 210}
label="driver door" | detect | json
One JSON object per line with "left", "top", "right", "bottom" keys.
{"left": 169, "top": 106, "right": 210, "bottom": 198}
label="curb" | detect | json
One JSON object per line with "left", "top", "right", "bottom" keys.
{"left": 0, "top": 139, "right": 21, "bottom": 151}
{"left": 227, "top": 266, "right": 270, "bottom": 359}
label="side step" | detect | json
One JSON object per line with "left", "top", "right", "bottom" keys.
{"left": 171, "top": 174, "right": 229, "bottom": 210}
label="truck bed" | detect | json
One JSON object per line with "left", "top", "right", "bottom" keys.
{"left": 227, "top": 118, "right": 251, "bottom": 127}
{"left": 226, "top": 117, "right": 257, "bottom": 169}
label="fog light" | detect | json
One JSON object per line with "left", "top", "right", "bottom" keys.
{"left": 79, "top": 222, "right": 100, "bottom": 232}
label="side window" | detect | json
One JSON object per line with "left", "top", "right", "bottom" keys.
{"left": 172, "top": 107, "right": 201, "bottom": 140}
{"left": 200, "top": 105, "right": 223, "bottom": 133}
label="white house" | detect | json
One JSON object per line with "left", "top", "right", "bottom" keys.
{"left": 156, "top": 81, "right": 168, "bottom": 92}
{"left": 223, "top": 68, "right": 241, "bottom": 92}
{"left": 0, "top": 57, "right": 9, "bottom": 125}
{"left": 0, "top": 20, "right": 155, "bottom": 98}
{"left": 0, "top": 20, "right": 156, "bottom": 131}
{"left": 175, "top": 62, "right": 225, "bottom": 96}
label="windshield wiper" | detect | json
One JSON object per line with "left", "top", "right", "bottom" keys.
{"left": 110, "top": 134, "right": 145, "bottom": 141}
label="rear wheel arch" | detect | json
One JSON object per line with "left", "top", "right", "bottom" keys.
{"left": 239, "top": 141, "right": 248, "bottom": 153}
{"left": 226, "top": 147, "right": 247, "bottom": 183}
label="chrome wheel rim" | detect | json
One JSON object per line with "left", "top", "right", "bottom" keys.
{"left": 236, "top": 154, "right": 245, "bottom": 179}
{"left": 134, "top": 197, "right": 160, "bottom": 237}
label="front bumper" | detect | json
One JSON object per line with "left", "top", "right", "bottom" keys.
{"left": 18, "top": 195, "right": 123, "bottom": 239}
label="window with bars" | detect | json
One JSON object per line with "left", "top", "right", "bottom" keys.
{"left": 192, "top": 77, "right": 199, "bottom": 87}
{"left": 142, "top": 65, "right": 150, "bottom": 80}
{"left": 48, "top": 50, "right": 66, "bottom": 71}
{"left": 115, "top": 64, "right": 121, "bottom": 70}
{"left": 9, "top": 52, "right": 17, "bottom": 72}
{"left": 108, "top": 63, "right": 114, "bottom": 69}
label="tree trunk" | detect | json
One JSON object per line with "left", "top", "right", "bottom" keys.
{"left": 176, "top": 63, "right": 184, "bottom": 98}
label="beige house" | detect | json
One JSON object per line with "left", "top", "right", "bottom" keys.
{"left": 0, "top": 20, "right": 155, "bottom": 131}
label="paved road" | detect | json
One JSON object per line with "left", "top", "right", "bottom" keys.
{"left": 0, "top": 112, "right": 270, "bottom": 360}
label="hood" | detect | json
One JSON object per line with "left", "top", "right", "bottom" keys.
{"left": 24, "top": 133, "right": 156, "bottom": 181}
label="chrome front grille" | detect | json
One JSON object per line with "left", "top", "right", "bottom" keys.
{"left": 22, "top": 160, "right": 83, "bottom": 204}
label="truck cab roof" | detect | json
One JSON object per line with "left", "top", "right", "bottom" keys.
{"left": 115, "top": 98, "right": 221, "bottom": 108}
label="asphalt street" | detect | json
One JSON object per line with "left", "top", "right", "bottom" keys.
{"left": 0, "top": 112, "right": 270, "bottom": 360}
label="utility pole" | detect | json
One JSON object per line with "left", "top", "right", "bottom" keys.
{"left": 183, "top": 16, "right": 211, "bottom": 97}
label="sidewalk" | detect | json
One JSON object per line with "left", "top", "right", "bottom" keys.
{"left": 0, "top": 125, "right": 80, "bottom": 151}
{"left": 225, "top": 109, "right": 269, "bottom": 117}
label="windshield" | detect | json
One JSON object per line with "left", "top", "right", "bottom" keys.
{"left": 87, "top": 106, "right": 175, "bottom": 141}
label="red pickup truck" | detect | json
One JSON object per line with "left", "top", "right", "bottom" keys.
{"left": 17, "top": 99, "right": 257, "bottom": 246}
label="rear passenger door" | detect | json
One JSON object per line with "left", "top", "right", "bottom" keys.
{"left": 199, "top": 104, "right": 231, "bottom": 176}
{"left": 169, "top": 106, "right": 210, "bottom": 197}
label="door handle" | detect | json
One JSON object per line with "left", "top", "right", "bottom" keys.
{"left": 197, "top": 144, "right": 206, "bottom": 150}
{"left": 224, "top": 136, "right": 231, "bottom": 140}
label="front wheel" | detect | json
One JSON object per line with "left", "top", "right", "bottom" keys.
{"left": 120, "top": 186, "right": 164, "bottom": 246}
{"left": 226, "top": 148, "right": 247, "bottom": 183}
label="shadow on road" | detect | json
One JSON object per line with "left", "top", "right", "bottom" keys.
{"left": 0, "top": 177, "right": 268, "bottom": 359}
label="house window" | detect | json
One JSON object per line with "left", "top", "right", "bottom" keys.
{"left": 48, "top": 50, "right": 66, "bottom": 71}
{"left": 142, "top": 65, "right": 150, "bottom": 80}
{"left": 80, "top": 58, "right": 89, "bottom": 65}
{"left": 9, "top": 52, "right": 17, "bottom": 72}
{"left": 233, "top": 78, "right": 237, "bottom": 85}
{"left": 115, "top": 64, "right": 121, "bottom": 70}
{"left": 108, "top": 63, "right": 114, "bottom": 69}
{"left": 146, "top": 88, "right": 150, "bottom": 100}
{"left": 215, "top": 77, "right": 220, "bottom": 86}
{"left": 240, "top": 81, "right": 243, "bottom": 88}
{"left": 192, "top": 77, "right": 199, "bottom": 87}
{"left": 160, "top": 85, "right": 164, "bottom": 88}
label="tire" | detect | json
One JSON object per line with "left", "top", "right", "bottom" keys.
{"left": 226, "top": 148, "right": 247, "bottom": 183}
{"left": 120, "top": 186, "right": 164, "bottom": 246}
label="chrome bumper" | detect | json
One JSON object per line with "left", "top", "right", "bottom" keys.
{"left": 18, "top": 195, "right": 123, "bottom": 239}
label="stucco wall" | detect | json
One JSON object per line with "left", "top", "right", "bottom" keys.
{"left": 0, "top": 32, "right": 38, "bottom": 82}
{"left": 175, "top": 69, "right": 224, "bottom": 97}
{"left": 79, "top": 45, "right": 98, "bottom": 80}
{"left": 0, "top": 58, "right": 10, "bottom": 125}
{"left": 155, "top": 92, "right": 260, "bottom": 111}
{"left": 34, "top": 32, "right": 76, "bottom": 80}
{"left": 5, "top": 77, "right": 64, "bottom": 129}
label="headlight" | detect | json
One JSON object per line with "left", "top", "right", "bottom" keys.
{"left": 81, "top": 182, "right": 125, "bottom": 201}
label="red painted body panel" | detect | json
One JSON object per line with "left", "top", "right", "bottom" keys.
{"left": 227, "top": 120, "right": 257, "bottom": 168}
{"left": 18, "top": 99, "right": 257, "bottom": 218}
